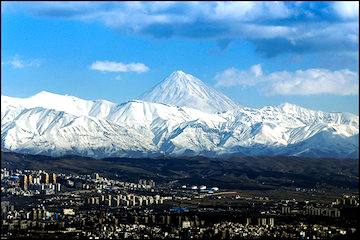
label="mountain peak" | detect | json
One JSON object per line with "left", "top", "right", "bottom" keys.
{"left": 32, "top": 90, "right": 57, "bottom": 97}
{"left": 171, "top": 70, "right": 187, "bottom": 76}
{"left": 31, "top": 91, "right": 77, "bottom": 101}
{"left": 165, "top": 70, "right": 204, "bottom": 86}
{"left": 279, "top": 102, "right": 298, "bottom": 109}
{"left": 278, "top": 102, "right": 310, "bottom": 113}
{"left": 21, "top": 91, "right": 93, "bottom": 117}
{"left": 139, "top": 71, "right": 239, "bottom": 113}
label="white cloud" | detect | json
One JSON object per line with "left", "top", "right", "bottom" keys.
{"left": 212, "top": 1, "right": 291, "bottom": 21}
{"left": 4, "top": 2, "right": 359, "bottom": 59}
{"left": 251, "top": 64, "right": 263, "bottom": 77}
{"left": 215, "top": 65, "right": 359, "bottom": 96}
{"left": 268, "top": 68, "right": 359, "bottom": 95}
{"left": 239, "top": 24, "right": 294, "bottom": 40}
{"left": 215, "top": 64, "right": 263, "bottom": 87}
{"left": 90, "top": 61, "right": 149, "bottom": 73}
{"left": 333, "top": 1, "right": 359, "bottom": 19}
{"left": 2, "top": 55, "right": 41, "bottom": 69}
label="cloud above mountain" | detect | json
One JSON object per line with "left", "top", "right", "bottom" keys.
{"left": 90, "top": 61, "right": 149, "bottom": 73}
{"left": 2, "top": 55, "right": 41, "bottom": 69}
{"left": 215, "top": 65, "right": 359, "bottom": 96}
{"left": 3, "top": 1, "right": 358, "bottom": 59}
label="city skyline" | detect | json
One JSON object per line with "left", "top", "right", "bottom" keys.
{"left": 1, "top": 1, "right": 359, "bottom": 114}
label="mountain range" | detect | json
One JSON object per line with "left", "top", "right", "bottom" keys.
{"left": 1, "top": 71, "right": 359, "bottom": 159}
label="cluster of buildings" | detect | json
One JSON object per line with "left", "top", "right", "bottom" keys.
{"left": 279, "top": 198, "right": 352, "bottom": 218}
{"left": 86, "top": 193, "right": 169, "bottom": 207}
{"left": 205, "top": 221, "right": 354, "bottom": 239}
{"left": 1, "top": 167, "right": 358, "bottom": 239}
{"left": 334, "top": 195, "right": 358, "bottom": 206}
{"left": 2, "top": 168, "right": 61, "bottom": 195}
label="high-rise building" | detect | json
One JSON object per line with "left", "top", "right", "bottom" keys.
{"left": 56, "top": 183, "right": 61, "bottom": 192}
{"left": 267, "top": 218, "right": 275, "bottom": 227}
{"left": 33, "top": 177, "right": 41, "bottom": 185}
{"left": 116, "top": 195, "right": 121, "bottom": 206}
{"left": 28, "top": 175, "right": 33, "bottom": 185}
{"left": 139, "top": 179, "right": 147, "bottom": 186}
{"left": 166, "top": 215, "right": 171, "bottom": 225}
{"left": 19, "top": 175, "right": 28, "bottom": 191}
{"left": 281, "top": 206, "right": 291, "bottom": 214}
{"left": 93, "top": 173, "right": 100, "bottom": 180}
{"left": 107, "top": 194, "right": 112, "bottom": 206}
{"left": 258, "top": 218, "right": 267, "bottom": 226}
{"left": 137, "top": 197, "right": 143, "bottom": 206}
{"left": 142, "top": 197, "right": 149, "bottom": 205}
{"left": 149, "top": 180, "right": 155, "bottom": 188}
{"left": 148, "top": 196, "right": 154, "bottom": 204}
{"left": 246, "top": 217, "right": 252, "bottom": 226}
{"left": 50, "top": 173, "right": 57, "bottom": 184}
{"left": 41, "top": 173, "right": 49, "bottom": 184}
{"left": 32, "top": 209, "right": 37, "bottom": 220}
{"left": 154, "top": 195, "right": 160, "bottom": 204}
{"left": 37, "top": 209, "right": 44, "bottom": 220}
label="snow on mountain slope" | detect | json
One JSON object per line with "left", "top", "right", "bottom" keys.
{"left": 1, "top": 71, "right": 359, "bottom": 159}
{"left": 2, "top": 92, "right": 94, "bottom": 117}
{"left": 1, "top": 106, "right": 159, "bottom": 158}
{"left": 278, "top": 103, "right": 358, "bottom": 126}
{"left": 139, "top": 71, "right": 239, "bottom": 113}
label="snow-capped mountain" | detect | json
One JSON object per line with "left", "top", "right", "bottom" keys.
{"left": 1, "top": 71, "right": 359, "bottom": 159}
{"left": 139, "top": 70, "right": 239, "bottom": 113}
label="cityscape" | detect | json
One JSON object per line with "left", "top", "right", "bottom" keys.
{"left": 1, "top": 168, "right": 358, "bottom": 239}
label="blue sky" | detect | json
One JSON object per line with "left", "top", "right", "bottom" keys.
{"left": 1, "top": 1, "right": 359, "bottom": 114}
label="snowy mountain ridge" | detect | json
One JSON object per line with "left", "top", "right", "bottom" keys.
{"left": 1, "top": 71, "right": 359, "bottom": 159}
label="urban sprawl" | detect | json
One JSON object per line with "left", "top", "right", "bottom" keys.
{"left": 1, "top": 168, "right": 358, "bottom": 239}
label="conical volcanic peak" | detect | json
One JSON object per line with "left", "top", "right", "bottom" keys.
{"left": 139, "top": 71, "right": 239, "bottom": 113}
